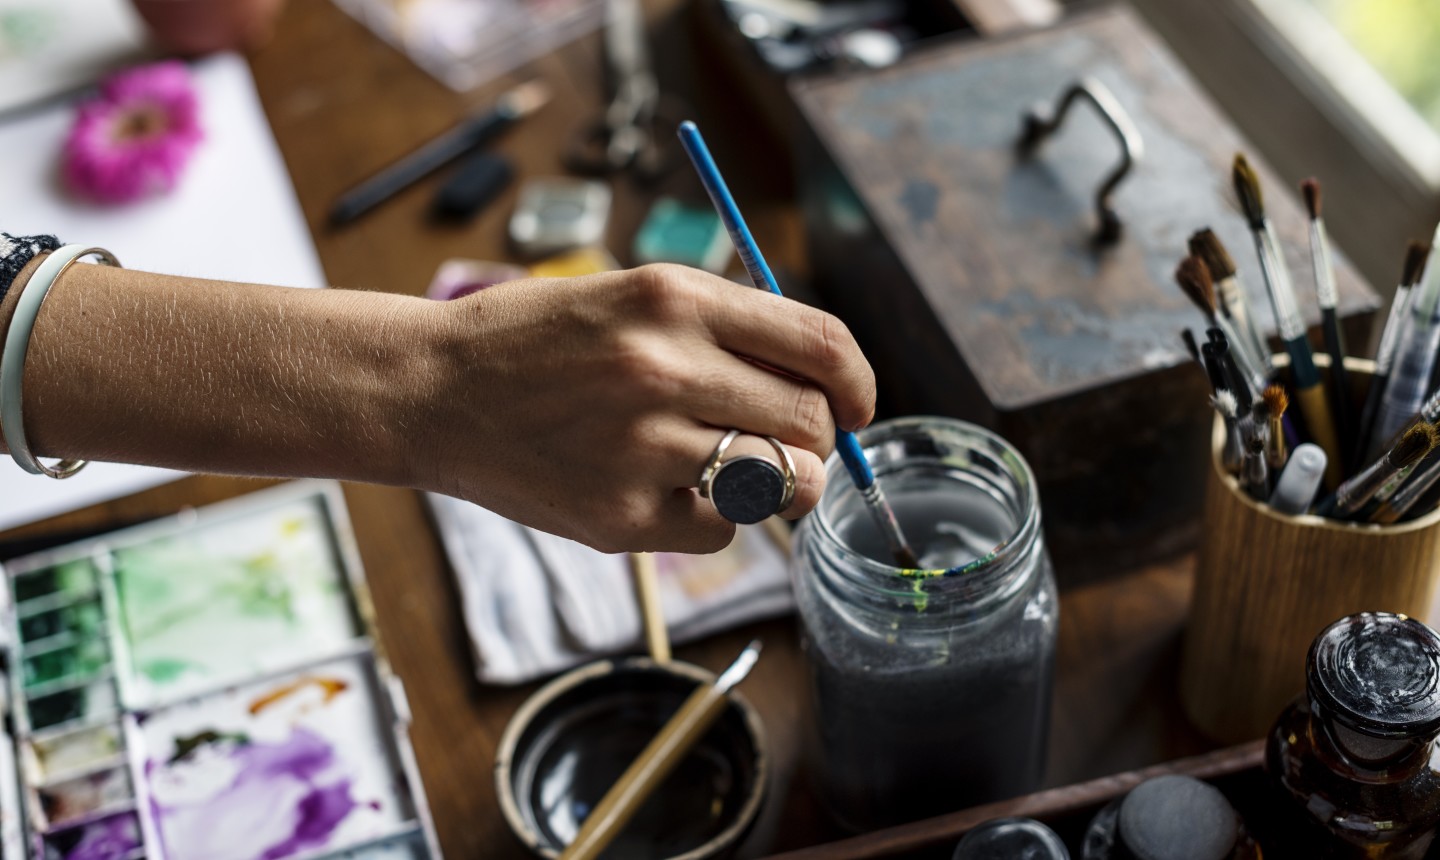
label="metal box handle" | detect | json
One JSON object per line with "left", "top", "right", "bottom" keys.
{"left": 1017, "top": 77, "right": 1145, "bottom": 245}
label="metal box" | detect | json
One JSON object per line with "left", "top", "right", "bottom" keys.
{"left": 791, "top": 7, "right": 1379, "bottom": 566}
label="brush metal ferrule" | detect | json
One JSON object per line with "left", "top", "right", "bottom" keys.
{"left": 1221, "top": 274, "right": 1274, "bottom": 375}
{"left": 1376, "top": 286, "right": 1416, "bottom": 374}
{"left": 1255, "top": 222, "right": 1305, "bottom": 343}
{"left": 1384, "top": 455, "right": 1440, "bottom": 521}
{"left": 1266, "top": 416, "right": 1287, "bottom": 470}
{"left": 1217, "top": 316, "right": 1267, "bottom": 398}
{"left": 1242, "top": 441, "right": 1269, "bottom": 500}
{"left": 1373, "top": 312, "right": 1440, "bottom": 451}
{"left": 1334, "top": 455, "right": 1401, "bottom": 516}
{"left": 1310, "top": 220, "right": 1339, "bottom": 310}
{"left": 1423, "top": 386, "right": 1440, "bottom": 425}
{"left": 860, "top": 481, "right": 919, "bottom": 568}
{"left": 1373, "top": 461, "right": 1423, "bottom": 505}
{"left": 1222, "top": 414, "right": 1244, "bottom": 473}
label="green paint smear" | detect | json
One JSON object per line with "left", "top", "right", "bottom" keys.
{"left": 911, "top": 579, "right": 929, "bottom": 613}
{"left": 113, "top": 498, "right": 357, "bottom": 704}
{"left": 141, "top": 658, "right": 195, "bottom": 684}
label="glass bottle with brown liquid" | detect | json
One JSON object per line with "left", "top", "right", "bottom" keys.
{"left": 1266, "top": 612, "right": 1440, "bottom": 858}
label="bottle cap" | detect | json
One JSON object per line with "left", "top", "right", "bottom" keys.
{"left": 952, "top": 818, "right": 1069, "bottom": 860}
{"left": 1116, "top": 775, "right": 1238, "bottom": 860}
{"left": 1308, "top": 612, "right": 1440, "bottom": 739}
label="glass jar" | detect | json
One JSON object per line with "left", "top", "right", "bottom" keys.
{"left": 791, "top": 416, "right": 1059, "bottom": 832}
{"left": 1267, "top": 612, "right": 1440, "bottom": 858}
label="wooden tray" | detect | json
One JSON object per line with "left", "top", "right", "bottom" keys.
{"left": 763, "top": 742, "right": 1270, "bottom": 859}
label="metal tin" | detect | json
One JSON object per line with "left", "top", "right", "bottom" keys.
{"left": 494, "top": 657, "right": 767, "bottom": 859}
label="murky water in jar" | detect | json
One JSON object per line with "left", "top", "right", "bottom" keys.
{"left": 806, "top": 481, "right": 1055, "bottom": 832}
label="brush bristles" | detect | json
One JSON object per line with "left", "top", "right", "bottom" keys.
{"left": 1301, "top": 178, "right": 1321, "bottom": 220}
{"left": 1232, "top": 154, "right": 1265, "bottom": 229}
{"left": 1175, "top": 256, "right": 1216, "bottom": 317}
{"left": 1213, "top": 389, "right": 1237, "bottom": 418}
{"left": 1390, "top": 423, "right": 1439, "bottom": 469}
{"left": 1247, "top": 432, "right": 1265, "bottom": 454}
{"left": 1405, "top": 239, "right": 1429, "bottom": 287}
{"left": 1189, "top": 229, "right": 1237, "bottom": 281}
{"left": 1262, "top": 384, "right": 1289, "bottom": 418}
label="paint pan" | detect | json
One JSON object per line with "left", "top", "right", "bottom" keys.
{"left": 17, "top": 599, "right": 104, "bottom": 645}
{"left": 131, "top": 650, "right": 427, "bottom": 860}
{"left": 495, "top": 658, "right": 768, "bottom": 859}
{"left": 23, "top": 724, "right": 124, "bottom": 784}
{"left": 38, "top": 810, "right": 143, "bottom": 860}
{"left": 23, "top": 639, "right": 110, "bottom": 690}
{"left": 30, "top": 765, "right": 133, "bottom": 830}
{"left": 11, "top": 560, "right": 98, "bottom": 607}
{"left": 107, "top": 488, "right": 365, "bottom": 708}
{"left": 24, "top": 680, "right": 118, "bottom": 733}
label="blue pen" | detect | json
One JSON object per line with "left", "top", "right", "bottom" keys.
{"left": 677, "top": 121, "right": 921, "bottom": 570}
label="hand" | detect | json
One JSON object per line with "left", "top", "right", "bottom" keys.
{"left": 417, "top": 264, "right": 876, "bottom": 554}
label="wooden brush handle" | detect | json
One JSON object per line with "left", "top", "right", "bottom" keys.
{"left": 1295, "top": 380, "right": 1343, "bottom": 489}
{"left": 560, "top": 684, "right": 728, "bottom": 860}
{"left": 628, "top": 552, "right": 670, "bottom": 664}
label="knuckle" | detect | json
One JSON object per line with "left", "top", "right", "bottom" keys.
{"left": 807, "top": 311, "right": 851, "bottom": 367}
{"left": 791, "top": 386, "right": 832, "bottom": 446}
{"left": 630, "top": 264, "right": 701, "bottom": 321}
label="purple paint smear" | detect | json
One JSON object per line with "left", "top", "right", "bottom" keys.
{"left": 149, "top": 728, "right": 363, "bottom": 860}
{"left": 43, "top": 812, "right": 142, "bottom": 860}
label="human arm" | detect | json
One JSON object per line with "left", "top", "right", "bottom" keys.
{"left": 0, "top": 258, "right": 875, "bottom": 552}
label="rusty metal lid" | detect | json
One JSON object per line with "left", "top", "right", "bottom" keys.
{"left": 792, "top": 7, "right": 1377, "bottom": 411}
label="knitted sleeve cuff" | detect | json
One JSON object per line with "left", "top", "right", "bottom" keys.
{"left": 0, "top": 233, "right": 62, "bottom": 306}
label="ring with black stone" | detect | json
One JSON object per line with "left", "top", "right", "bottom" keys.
{"left": 698, "top": 432, "right": 796, "bottom": 525}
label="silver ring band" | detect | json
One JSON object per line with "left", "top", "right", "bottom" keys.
{"left": 697, "top": 429, "right": 741, "bottom": 500}
{"left": 759, "top": 435, "right": 797, "bottom": 514}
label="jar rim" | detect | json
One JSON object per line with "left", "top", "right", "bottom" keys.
{"left": 812, "top": 416, "right": 1042, "bottom": 600}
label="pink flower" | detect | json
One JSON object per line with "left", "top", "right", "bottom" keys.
{"left": 62, "top": 61, "right": 203, "bottom": 204}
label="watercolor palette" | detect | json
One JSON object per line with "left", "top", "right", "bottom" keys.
{"left": 0, "top": 481, "right": 440, "bottom": 860}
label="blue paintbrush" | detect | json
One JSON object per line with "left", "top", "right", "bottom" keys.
{"left": 677, "top": 121, "right": 921, "bottom": 569}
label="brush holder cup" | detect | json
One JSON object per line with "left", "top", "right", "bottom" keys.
{"left": 1179, "top": 356, "right": 1440, "bottom": 745}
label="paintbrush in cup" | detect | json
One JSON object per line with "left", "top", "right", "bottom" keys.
{"left": 1233, "top": 154, "right": 1341, "bottom": 487}
{"left": 627, "top": 553, "right": 670, "bottom": 664}
{"left": 1315, "top": 423, "right": 1438, "bottom": 519}
{"left": 1302, "top": 178, "right": 1354, "bottom": 459}
{"left": 1356, "top": 240, "right": 1430, "bottom": 467}
{"left": 559, "top": 640, "right": 762, "bottom": 860}
{"left": 677, "top": 120, "right": 921, "bottom": 569}
{"left": 1176, "top": 257, "right": 1264, "bottom": 401}
{"left": 1261, "top": 384, "right": 1289, "bottom": 470}
{"left": 1370, "top": 225, "right": 1440, "bottom": 460}
{"left": 1191, "top": 228, "right": 1271, "bottom": 377}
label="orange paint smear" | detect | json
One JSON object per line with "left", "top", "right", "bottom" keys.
{"left": 248, "top": 676, "right": 349, "bottom": 715}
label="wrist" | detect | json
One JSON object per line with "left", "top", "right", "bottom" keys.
{"left": 361, "top": 292, "right": 473, "bottom": 495}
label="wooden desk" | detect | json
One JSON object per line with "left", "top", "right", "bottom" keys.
{"left": 0, "top": 1, "right": 1218, "bottom": 855}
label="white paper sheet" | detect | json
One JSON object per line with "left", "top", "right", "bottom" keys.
{"left": 0, "top": 53, "right": 327, "bottom": 531}
{"left": 0, "top": 0, "right": 148, "bottom": 115}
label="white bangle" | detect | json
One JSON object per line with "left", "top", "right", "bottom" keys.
{"left": 0, "top": 244, "right": 120, "bottom": 478}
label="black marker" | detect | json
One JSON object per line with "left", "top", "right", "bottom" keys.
{"left": 328, "top": 81, "right": 548, "bottom": 226}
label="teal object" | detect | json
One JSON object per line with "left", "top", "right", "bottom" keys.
{"left": 632, "top": 197, "right": 731, "bottom": 273}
